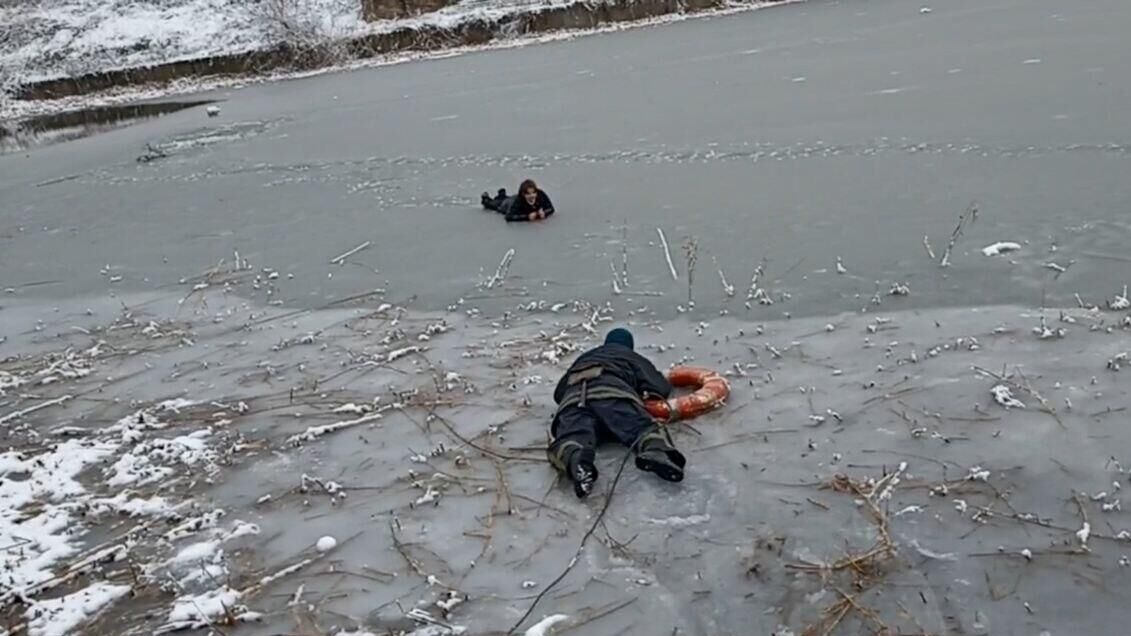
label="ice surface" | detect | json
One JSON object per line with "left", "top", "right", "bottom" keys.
{"left": 2, "top": 0, "right": 1131, "bottom": 633}
{"left": 1, "top": 278, "right": 1129, "bottom": 634}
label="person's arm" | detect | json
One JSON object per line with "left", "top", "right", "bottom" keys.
{"left": 633, "top": 353, "right": 673, "bottom": 399}
{"left": 539, "top": 192, "right": 555, "bottom": 218}
{"left": 504, "top": 197, "right": 530, "bottom": 222}
{"left": 552, "top": 371, "right": 570, "bottom": 403}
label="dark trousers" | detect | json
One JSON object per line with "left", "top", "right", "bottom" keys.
{"left": 548, "top": 399, "right": 654, "bottom": 470}
{"left": 482, "top": 191, "right": 511, "bottom": 213}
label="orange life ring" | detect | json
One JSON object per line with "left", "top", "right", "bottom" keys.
{"left": 644, "top": 366, "right": 730, "bottom": 422}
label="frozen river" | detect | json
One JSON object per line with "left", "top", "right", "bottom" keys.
{"left": 2, "top": 0, "right": 1130, "bottom": 635}
{"left": 2, "top": 0, "right": 1129, "bottom": 319}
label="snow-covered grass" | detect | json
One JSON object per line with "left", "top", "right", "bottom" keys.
{"left": 0, "top": 390, "right": 250, "bottom": 634}
{"left": 0, "top": 0, "right": 363, "bottom": 83}
{"left": 25, "top": 583, "right": 132, "bottom": 636}
{"left": 0, "top": 440, "right": 117, "bottom": 591}
{"left": 2, "top": 0, "right": 791, "bottom": 116}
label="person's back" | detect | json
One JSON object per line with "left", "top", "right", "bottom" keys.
{"left": 553, "top": 343, "right": 669, "bottom": 405}
{"left": 547, "top": 328, "right": 686, "bottom": 498}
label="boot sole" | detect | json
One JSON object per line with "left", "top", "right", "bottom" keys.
{"left": 636, "top": 456, "right": 684, "bottom": 482}
{"left": 572, "top": 462, "right": 598, "bottom": 498}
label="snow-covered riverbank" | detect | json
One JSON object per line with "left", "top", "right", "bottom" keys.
{"left": 1, "top": 0, "right": 789, "bottom": 118}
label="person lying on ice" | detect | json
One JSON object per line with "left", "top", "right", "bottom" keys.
{"left": 481, "top": 178, "right": 555, "bottom": 222}
{"left": 548, "top": 328, "right": 687, "bottom": 498}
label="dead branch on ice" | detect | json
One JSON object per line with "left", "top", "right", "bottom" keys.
{"left": 939, "top": 202, "right": 978, "bottom": 267}
{"left": 657, "top": 228, "right": 678, "bottom": 280}
{"left": 330, "top": 241, "right": 371, "bottom": 265}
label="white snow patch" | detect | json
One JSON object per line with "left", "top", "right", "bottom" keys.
{"left": 25, "top": 582, "right": 131, "bottom": 636}
{"left": 0, "top": 440, "right": 116, "bottom": 591}
{"left": 647, "top": 514, "right": 711, "bottom": 527}
{"left": 524, "top": 614, "right": 570, "bottom": 636}
{"left": 982, "top": 242, "right": 1021, "bottom": 257}
{"left": 166, "top": 585, "right": 243, "bottom": 624}
{"left": 105, "top": 452, "right": 174, "bottom": 486}
{"left": 909, "top": 539, "right": 956, "bottom": 561}
{"left": 88, "top": 492, "right": 175, "bottom": 517}
{"left": 158, "top": 398, "right": 197, "bottom": 412}
{"left": 991, "top": 384, "right": 1025, "bottom": 409}
{"left": 1077, "top": 522, "right": 1091, "bottom": 547}
{"left": 287, "top": 411, "right": 384, "bottom": 445}
{"left": 170, "top": 539, "right": 222, "bottom": 566}
{"left": 0, "top": 371, "right": 26, "bottom": 395}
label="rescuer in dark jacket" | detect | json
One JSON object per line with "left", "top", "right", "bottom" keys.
{"left": 548, "top": 328, "right": 687, "bottom": 498}
{"left": 481, "top": 179, "right": 555, "bottom": 222}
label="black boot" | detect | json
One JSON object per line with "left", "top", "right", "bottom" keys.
{"left": 566, "top": 449, "right": 598, "bottom": 499}
{"left": 634, "top": 427, "right": 686, "bottom": 483}
{"left": 481, "top": 192, "right": 492, "bottom": 208}
{"left": 497, "top": 188, "right": 507, "bottom": 199}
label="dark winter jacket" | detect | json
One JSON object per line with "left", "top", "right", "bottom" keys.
{"left": 553, "top": 343, "right": 672, "bottom": 406}
{"left": 503, "top": 190, "right": 555, "bottom": 222}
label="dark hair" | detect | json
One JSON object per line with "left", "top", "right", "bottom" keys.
{"left": 518, "top": 179, "right": 538, "bottom": 195}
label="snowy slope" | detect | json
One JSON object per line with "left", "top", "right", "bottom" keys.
{"left": 0, "top": 0, "right": 604, "bottom": 84}
{"left": 0, "top": 0, "right": 362, "bottom": 81}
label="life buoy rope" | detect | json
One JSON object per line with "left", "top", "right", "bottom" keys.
{"left": 644, "top": 366, "right": 730, "bottom": 422}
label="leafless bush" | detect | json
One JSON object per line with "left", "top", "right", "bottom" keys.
{"left": 0, "top": 54, "right": 22, "bottom": 114}
{"left": 250, "top": 0, "right": 356, "bottom": 69}
{"left": 1, "top": 0, "right": 47, "bottom": 110}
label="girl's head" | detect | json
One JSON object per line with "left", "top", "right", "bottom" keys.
{"left": 519, "top": 179, "right": 539, "bottom": 205}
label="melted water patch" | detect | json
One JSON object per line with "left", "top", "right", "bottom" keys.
{"left": 0, "top": 100, "right": 214, "bottom": 154}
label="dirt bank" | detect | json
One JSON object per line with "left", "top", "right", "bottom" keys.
{"left": 13, "top": 0, "right": 788, "bottom": 102}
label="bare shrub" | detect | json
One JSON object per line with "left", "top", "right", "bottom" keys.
{"left": 250, "top": 0, "right": 356, "bottom": 69}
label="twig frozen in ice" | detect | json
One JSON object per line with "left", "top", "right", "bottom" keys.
{"left": 0, "top": 394, "right": 73, "bottom": 426}
{"left": 286, "top": 411, "right": 385, "bottom": 446}
{"left": 939, "top": 202, "right": 978, "bottom": 267}
{"left": 1107, "top": 352, "right": 1128, "bottom": 372}
{"left": 746, "top": 261, "right": 764, "bottom": 301}
{"left": 609, "top": 262, "right": 623, "bottom": 295}
{"left": 744, "top": 260, "right": 773, "bottom": 307}
{"left": 868, "top": 462, "right": 908, "bottom": 504}
{"left": 508, "top": 450, "right": 634, "bottom": 634}
{"left": 656, "top": 228, "right": 678, "bottom": 280}
{"left": 485, "top": 249, "right": 516, "bottom": 289}
{"left": 1108, "top": 285, "right": 1129, "bottom": 311}
{"left": 923, "top": 235, "right": 936, "bottom": 260}
{"left": 1074, "top": 495, "right": 1092, "bottom": 549}
{"left": 523, "top": 614, "right": 570, "bottom": 636}
{"left": 620, "top": 223, "right": 630, "bottom": 286}
{"left": 387, "top": 345, "right": 426, "bottom": 362}
{"left": 683, "top": 237, "right": 698, "bottom": 307}
{"left": 248, "top": 557, "right": 320, "bottom": 592}
{"left": 991, "top": 384, "right": 1025, "bottom": 409}
{"left": 1044, "top": 261, "right": 1072, "bottom": 277}
{"left": 982, "top": 242, "right": 1021, "bottom": 257}
{"left": 1032, "top": 315, "right": 1066, "bottom": 340}
{"left": 330, "top": 241, "right": 371, "bottom": 265}
{"left": 714, "top": 257, "right": 735, "bottom": 297}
